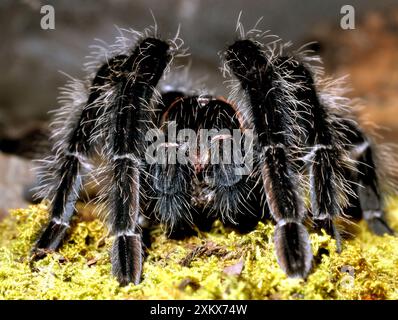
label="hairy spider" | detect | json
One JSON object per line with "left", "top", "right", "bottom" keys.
{"left": 32, "top": 23, "right": 396, "bottom": 286}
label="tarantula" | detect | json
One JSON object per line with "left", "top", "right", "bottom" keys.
{"left": 32, "top": 24, "right": 395, "bottom": 286}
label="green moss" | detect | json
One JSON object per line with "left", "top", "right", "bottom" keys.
{"left": 1, "top": 199, "right": 398, "bottom": 300}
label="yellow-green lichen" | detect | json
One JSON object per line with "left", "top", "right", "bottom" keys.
{"left": 1, "top": 200, "right": 398, "bottom": 300}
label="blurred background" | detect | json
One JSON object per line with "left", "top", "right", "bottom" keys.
{"left": 1, "top": 0, "right": 398, "bottom": 218}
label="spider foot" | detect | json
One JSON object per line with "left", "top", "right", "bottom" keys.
{"left": 366, "top": 216, "right": 395, "bottom": 236}
{"left": 274, "top": 221, "right": 313, "bottom": 278}
{"left": 32, "top": 220, "right": 69, "bottom": 258}
{"left": 111, "top": 234, "right": 143, "bottom": 286}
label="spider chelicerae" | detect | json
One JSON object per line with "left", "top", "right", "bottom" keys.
{"left": 31, "top": 23, "right": 396, "bottom": 286}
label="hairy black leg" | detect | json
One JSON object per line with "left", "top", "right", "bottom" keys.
{"left": 105, "top": 38, "right": 171, "bottom": 285}
{"left": 109, "top": 158, "right": 142, "bottom": 285}
{"left": 218, "top": 178, "right": 267, "bottom": 233}
{"left": 34, "top": 155, "right": 81, "bottom": 252}
{"left": 341, "top": 120, "right": 394, "bottom": 235}
{"left": 205, "top": 163, "right": 262, "bottom": 232}
{"left": 151, "top": 162, "right": 197, "bottom": 239}
{"left": 202, "top": 99, "right": 263, "bottom": 231}
{"left": 357, "top": 147, "right": 394, "bottom": 235}
{"left": 149, "top": 127, "right": 196, "bottom": 239}
{"left": 33, "top": 54, "right": 127, "bottom": 255}
{"left": 262, "top": 146, "right": 312, "bottom": 276}
{"left": 225, "top": 40, "right": 312, "bottom": 277}
{"left": 280, "top": 57, "right": 349, "bottom": 248}
{"left": 149, "top": 96, "right": 198, "bottom": 239}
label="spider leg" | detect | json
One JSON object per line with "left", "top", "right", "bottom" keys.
{"left": 341, "top": 120, "right": 394, "bottom": 235}
{"left": 150, "top": 161, "right": 197, "bottom": 238}
{"left": 149, "top": 95, "right": 198, "bottom": 239}
{"left": 225, "top": 40, "right": 312, "bottom": 277}
{"left": 103, "top": 38, "right": 171, "bottom": 285}
{"left": 202, "top": 99, "right": 263, "bottom": 231}
{"left": 281, "top": 57, "right": 350, "bottom": 252}
{"left": 33, "top": 54, "right": 127, "bottom": 254}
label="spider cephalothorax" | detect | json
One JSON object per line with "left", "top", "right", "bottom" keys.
{"left": 32, "top": 25, "right": 395, "bottom": 286}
